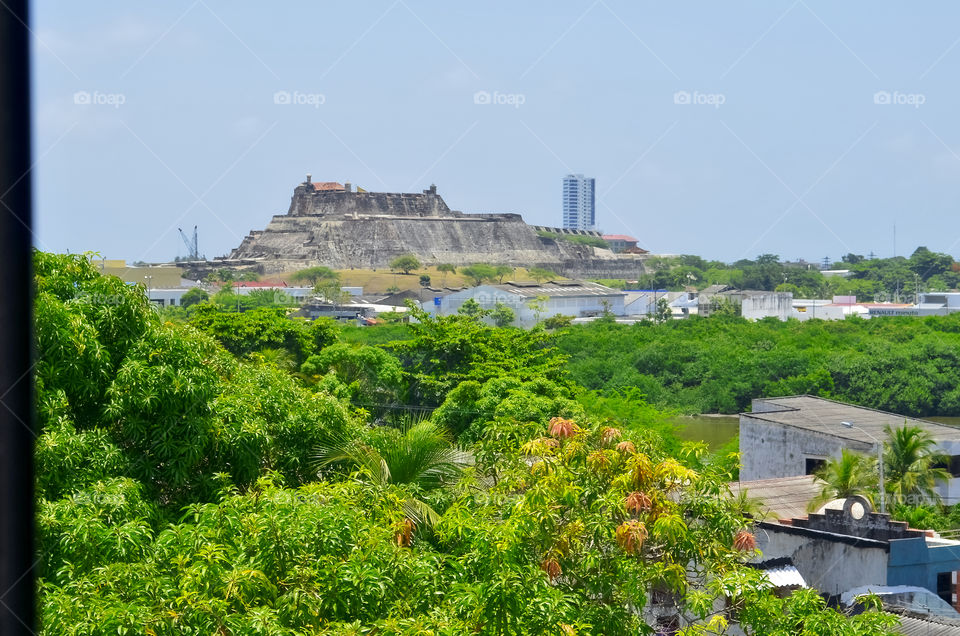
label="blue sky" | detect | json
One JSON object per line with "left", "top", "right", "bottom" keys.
{"left": 31, "top": 1, "right": 960, "bottom": 263}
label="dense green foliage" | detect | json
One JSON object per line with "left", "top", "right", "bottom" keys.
{"left": 558, "top": 314, "right": 960, "bottom": 415}
{"left": 33, "top": 252, "right": 900, "bottom": 634}
{"left": 635, "top": 247, "right": 958, "bottom": 301}
{"left": 189, "top": 306, "right": 338, "bottom": 364}
{"left": 536, "top": 230, "right": 609, "bottom": 249}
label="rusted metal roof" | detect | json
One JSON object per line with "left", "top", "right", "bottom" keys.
{"left": 311, "top": 182, "right": 344, "bottom": 191}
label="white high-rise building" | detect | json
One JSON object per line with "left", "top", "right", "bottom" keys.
{"left": 562, "top": 174, "right": 596, "bottom": 230}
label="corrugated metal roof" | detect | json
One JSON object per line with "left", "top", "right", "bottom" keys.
{"left": 728, "top": 475, "right": 821, "bottom": 520}
{"left": 763, "top": 564, "right": 806, "bottom": 588}
{"left": 490, "top": 280, "right": 625, "bottom": 298}
{"left": 895, "top": 614, "right": 960, "bottom": 635}
{"left": 744, "top": 396, "right": 960, "bottom": 444}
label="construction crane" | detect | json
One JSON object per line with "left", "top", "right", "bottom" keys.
{"left": 178, "top": 226, "right": 200, "bottom": 260}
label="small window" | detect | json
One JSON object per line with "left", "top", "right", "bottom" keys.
{"left": 938, "top": 571, "right": 953, "bottom": 605}
{"left": 805, "top": 458, "right": 826, "bottom": 475}
{"left": 932, "top": 456, "right": 960, "bottom": 477}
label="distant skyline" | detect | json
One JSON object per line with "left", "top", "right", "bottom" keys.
{"left": 31, "top": 1, "right": 960, "bottom": 263}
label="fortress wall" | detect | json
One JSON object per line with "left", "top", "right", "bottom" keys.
{"left": 232, "top": 214, "right": 599, "bottom": 269}
{"left": 291, "top": 189, "right": 451, "bottom": 217}
{"left": 233, "top": 183, "right": 650, "bottom": 276}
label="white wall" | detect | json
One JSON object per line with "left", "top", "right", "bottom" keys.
{"left": 756, "top": 525, "right": 889, "bottom": 597}
{"left": 741, "top": 293, "right": 793, "bottom": 321}
{"left": 425, "top": 285, "right": 625, "bottom": 327}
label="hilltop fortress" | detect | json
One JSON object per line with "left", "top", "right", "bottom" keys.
{"left": 227, "top": 176, "right": 649, "bottom": 277}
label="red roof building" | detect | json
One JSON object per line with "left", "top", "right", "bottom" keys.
{"left": 311, "top": 182, "right": 345, "bottom": 192}
{"left": 602, "top": 234, "right": 641, "bottom": 254}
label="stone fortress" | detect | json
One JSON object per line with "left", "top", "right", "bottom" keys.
{"left": 227, "top": 176, "right": 649, "bottom": 277}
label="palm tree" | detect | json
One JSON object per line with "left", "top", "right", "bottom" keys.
{"left": 437, "top": 264, "right": 456, "bottom": 286}
{"left": 809, "top": 448, "right": 878, "bottom": 511}
{"left": 883, "top": 423, "right": 950, "bottom": 507}
{"left": 315, "top": 420, "right": 472, "bottom": 526}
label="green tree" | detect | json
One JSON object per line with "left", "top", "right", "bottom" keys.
{"left": 180, "top": 287, "right": 209, "bottom": 308}
{"left": 910, "top": 246, "right": 954, "bottom": 280}
{"left": 290, "top": 266, "right": 339, "bottom": 286}
{"left": 317, "top": 420, "right": 469, "bottom": 491}
{"left": 491, "top": 302, "right": 515, "bottom": 327}
{"left": 315, "top": 279, "right": 351, "bottom": 306}
{"left": 884, "top": 423, "right": 951, "bottom": 506}
{"left": 810, "top": 449, "right": 878, "bottom": 510}
{"left": 493, "top": 265, "right": 513, "bottom": 283}
{"left": 205, "top": 268, "right": 235, "bottom": 283}
{"left": 542, "top": 314, "right": 574, "bottom": 330}
{"left": 390, "top": 253, "right": 422, "bottom": 274}
{"left": 190, "top": 305, "right": 337, "bottom": 363}
{"left": 526, "top": 294, "right": 549, "bottom": 323}
{"left": 300, "top": 343, "right": 404, "bottom": 405}
{"left": 392, "top": 304, "right": 570, "bottom": 404}
{"left": 654, "top": 297, "right": 671, "bottom": 323}
{"left": 315, "top": 420, "right": 470, "bottom": 527}
{"left": 528, "top": 267, "right": 556, "bottom": 283}
{"left": 774, "top": 282, "right": 802, "bottom": 296}
{"left": 457, "top": 298, "right": 488, "bottom": 319}
{"left": 436, "top": 263, "right": 456, "bottom": 286}
{"left": 460, "top": 264, "right": 496, "bottom": 286}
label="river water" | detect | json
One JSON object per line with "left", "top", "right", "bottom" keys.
{"left": 672, "top": 415, "right": 739, "bottom": 449}
{"left": 672, "top": 415, "right": 960, "bottom": 450}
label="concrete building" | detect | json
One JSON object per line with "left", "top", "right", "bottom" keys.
{"left": 754, "top": 496, "right": 960, "bottom": 605}
{"left": 739, "top": 396, "right": 960, "bottom": 504}
{"left": 228, "top": 281, "right": 314, "bottom": 304}
{"left": 740, "top": 292, "right": 794, "bottom": 321}
{"left": 697, "top": 286, "right": 794, "bottom": 320}
{"left": 602, "top": 234, "right": 639, "bottom": 253}
{"left": 422, "top": 280, "right": 625, "bottom": 326}
{"left": 622, "top": 290, "right": 696, "bottom": 319}
{"left": 869, "top": 293, "right": 960, "bottom": 318}
{"left": 96, "top": 259, "right": 183, "bottom": 288}
{"left": 562, "top": 174, "right": 596, "bottom": 231}
{"left": 146, "top": 288, "right": 196, "bottom": 307}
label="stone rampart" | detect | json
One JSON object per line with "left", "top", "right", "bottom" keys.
{"left": 231, "top": 180, "right": 650, "bottom": 276}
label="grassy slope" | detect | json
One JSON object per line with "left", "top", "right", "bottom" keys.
{"left": 264, "top": 266, "right": 556, "bottom": 294}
